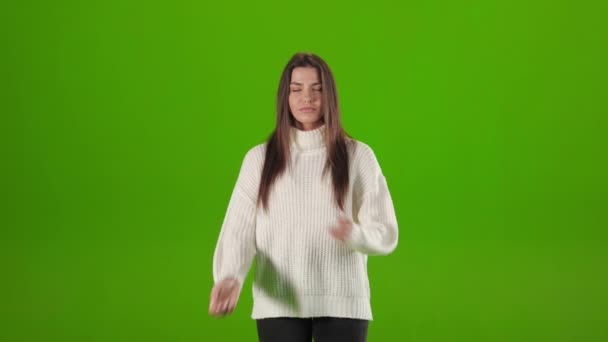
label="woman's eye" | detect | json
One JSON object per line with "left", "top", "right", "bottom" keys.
{"left": 290, "top": 88, "right": 321, "bottom": 92}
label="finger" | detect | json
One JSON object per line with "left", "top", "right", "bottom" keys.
{"left": 210, "top": 301, "right": 219, "bottom": 316}
{"left": 227, "top": 298, "right": 235, "bottom": 313}
{"left": 227, "top": 289, "right": 237, "bottom": 311}
{"left": 213, "top": 300, "right": 222, "bottom": 315}
{"left": 336, "top": 228, "right": 346, "bottom": 240}
{"left": 211, "top": 299, "right": 221, "bottom": 315}
{"left": 329, "top": 228, "right": 338, "bottom": 238}
{"left": 210, "top": 285, "right": 218, "bottom": 301}
{"left": 216, "top": 297, "right": 226, "bottom": 314}
{"left": 215, "top": 286, "right": 226, "bottom": 311}
{"left": 210, "top": 288, "right": 218, "bottom": 312}
{"left": 211, "top": 295, "right": 219, "bottom": 314}
{"left": 209, "top": 296, "right": 215, "bottom": 313}
{"left": 228, "top": 291, "right": 238, "bottom": 312}
{"left": 224, "top": 300, "right": 231, "bottom": 314}
{"left": 217, "top": 284, "right": 225, "bottom": 301}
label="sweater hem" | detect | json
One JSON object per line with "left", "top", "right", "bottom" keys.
{"left": 250, "top": 292, "right": 373, "bottom": 321}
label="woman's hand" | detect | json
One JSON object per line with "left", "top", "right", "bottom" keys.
{"left": 209, "top": 277, "right": 241, "bottom": 318}
{"left": 329, "top": 215, "right": 353, "bottom": 242}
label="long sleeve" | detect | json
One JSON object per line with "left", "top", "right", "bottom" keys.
{"left": 212, "top": 146, "right": 262, "bottom": 286}
{"left": 344, "top": 143, "right": 399, "bottom": 256}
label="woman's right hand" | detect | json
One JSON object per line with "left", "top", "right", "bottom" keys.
{"left": 209, "top": 277, "right": 241, "bottom": 318}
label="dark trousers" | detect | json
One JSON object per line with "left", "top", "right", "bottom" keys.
{"left": 256, "top": 316, "right": 369, "bottom": 342}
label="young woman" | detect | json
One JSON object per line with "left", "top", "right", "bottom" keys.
{"left": 208, "top": 52, "right": 399, "bottom": 342}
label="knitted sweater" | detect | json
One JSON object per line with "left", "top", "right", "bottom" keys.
{"left": 212, "top": 123, "right": 399, "bottom": 320}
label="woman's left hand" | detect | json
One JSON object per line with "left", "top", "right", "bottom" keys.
{"left": 329, "top": 215, "right": 353, "bottom": 242}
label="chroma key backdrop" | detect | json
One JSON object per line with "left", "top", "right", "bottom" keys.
{"left": 2, "top": 0, "right": 607, "bottom": 341}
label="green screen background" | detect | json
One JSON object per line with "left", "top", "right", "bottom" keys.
{"left": 2, "top": 1, "right": 607, "bottom": 341}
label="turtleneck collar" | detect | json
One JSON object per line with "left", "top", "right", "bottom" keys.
{"left": 290, "top": 123, "right": 326, "bottom": 151}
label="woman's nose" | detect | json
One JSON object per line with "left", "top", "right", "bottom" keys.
{"left": 303, "top": 91, "right": 313, "bottom": 102}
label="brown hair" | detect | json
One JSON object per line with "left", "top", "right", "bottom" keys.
{"left": 257, "top": 52, "right": 355, "bottom": 213}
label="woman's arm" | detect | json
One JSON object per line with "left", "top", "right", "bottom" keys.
{"left": 212, "top": 147, "right": 261, "bottom": 286}
{"left": 344, "top": 143, "right": 399, "bottom": 256}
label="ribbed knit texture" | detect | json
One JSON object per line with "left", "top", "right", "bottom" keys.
{"left": 212, "top": 123, "right": 399, "bottom": 321}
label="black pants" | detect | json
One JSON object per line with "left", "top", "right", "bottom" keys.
{"left": 256, "top": 316, "right": 369, "bottom": 342}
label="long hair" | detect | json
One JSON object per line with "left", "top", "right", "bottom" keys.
{"left": 257, "top": 52, "right": 355, "bottom": 213}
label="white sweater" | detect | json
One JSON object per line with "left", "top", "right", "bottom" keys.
{"left": 212, "top": 123, "right": 398, "bottom": 320}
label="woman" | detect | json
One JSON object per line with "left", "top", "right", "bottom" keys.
{"left": 208, "top": 52, "right": 399, "bottom": 342}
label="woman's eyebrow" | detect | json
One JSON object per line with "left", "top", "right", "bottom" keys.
{"left": 290, "top": 82, "right": 322, "bottom": 86}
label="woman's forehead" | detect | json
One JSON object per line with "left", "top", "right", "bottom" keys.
{"left": 291, "top": 67, "right": 320, "bottom": 83}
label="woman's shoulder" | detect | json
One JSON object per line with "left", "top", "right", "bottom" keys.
{"left": 241, "top": 142, "right": 267, "bottom": 169}
{"left": 245, "top": 142, "right": 267, "bottom": 157}
{"left": 347, "top": 138, "right": 377, "bottom": 164}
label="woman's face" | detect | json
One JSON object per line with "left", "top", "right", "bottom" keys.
{"left": 289, "top": 66, "right": 323, "bottom": 130}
